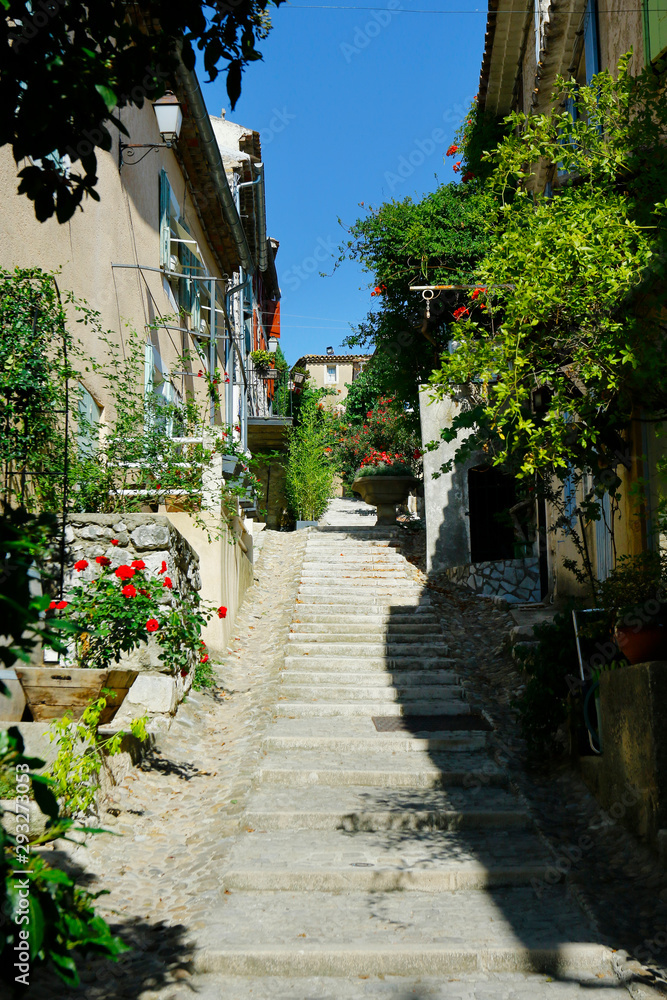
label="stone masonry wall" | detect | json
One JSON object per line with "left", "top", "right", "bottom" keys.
{"left": 445, "top": 556, "right": 541, "bottom": 604}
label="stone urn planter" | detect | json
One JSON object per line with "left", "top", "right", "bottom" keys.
{"left": 0, "top": 668, "right": 26, "bottom": 721}
{"left": 614, "top": 624, "right": 667, "bottom": 665}
{"left": 14, "top": 666, "right": 138, "bottom": 723}
{"left": 352, "top": 475, "right": 418, "bottom": 525}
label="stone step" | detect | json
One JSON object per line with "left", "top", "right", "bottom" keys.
{"left": 184, "top": 974, "right": 620, "bottom": 998}
{"left": 291, "top": 611, "right": 439, "bottom": 624}
{"left": 258, "top": 749, "right": 506, "bottom": 788}
{"left": 283, "top": 655, "right": 459, "bottom": 670}
{"left": 244, "top": 784, "right": 529, "bottom": 831}
{"left": 275, "top": 701, "right": 471, "bottom": 718}
{"left": 285, "top": 642, "right": 449, "bottom": 657}
{"left": 265, "top": 731, "right": 487, "bottom": 753}
{"left": 195, "top": 889, "right": 612, "bottom": 976}
{"left": 290, "top": 622, "right": 442, "bottom": 635}
{"left": 295, "top": 596, "right": 432, "bottom": 607}
{"left": 280, "top": 669, "right": 461, "bottom": 686}
{"left": 222, "top": 828, "right": 556, "bottom": 893}
{"left": 288, "top": 625, "right": 444, "bottom": 646}
{"left": 278, "top": 685, "right": 465, "bottom": 702}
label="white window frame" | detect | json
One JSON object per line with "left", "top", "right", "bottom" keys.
{"left": 325, "top": 365, "right": 337, "bottom": 384}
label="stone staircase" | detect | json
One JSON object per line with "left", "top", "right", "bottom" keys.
{"left": 196, "top": 528, "right": 615, "bottom": 996}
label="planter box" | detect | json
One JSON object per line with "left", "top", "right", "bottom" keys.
{"left": 222, "top": 455, "right": 241, "bottom": 476}
{"left": 352, "top": 476, "right": 417, "bottom": 525}
{"left": 15, "top": 667, "right": 137, "bottom": 723}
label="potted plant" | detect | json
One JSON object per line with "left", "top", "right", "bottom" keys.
{"left": 597, "top": 552, "right": 667, "bottom": 664}
{"left": 17, "top": 557, "right": 211, "bottom": 722}
{"left": 250, "top": 349, "right": 276, "bottom": 377}
{"left": 351, "top": 449, "right": 418, "bottom": 524}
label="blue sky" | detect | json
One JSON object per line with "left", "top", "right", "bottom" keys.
{"left": 199, "top": 3, "right": 486, "bottom": 364}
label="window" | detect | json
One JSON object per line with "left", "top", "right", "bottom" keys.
{"left": 77, "top": 386, "right": 101, "bottom": 457}
{"left": 645, "top": 0, "right": 667, "bottom": 64}
{"left": 145, "top": 344, "right": 180, "bottom": 436}
{"left": 325, "top": 365, "right": 337, "bottom": 384}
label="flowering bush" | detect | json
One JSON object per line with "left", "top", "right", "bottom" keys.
{"left": 329, "top": 396, "right": 421, "bottom": 487}
{"left": 53, "top": 560, "right": 213, "bottom": 675}
{"left": 354, "top": 448, "right": 414, "bottom": 479}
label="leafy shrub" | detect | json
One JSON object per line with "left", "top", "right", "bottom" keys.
{"left": 285, "top": 398, "right": 334, "bottom": 522}
{"left": 330, "top": 396, "right": 421, "bottom": 487}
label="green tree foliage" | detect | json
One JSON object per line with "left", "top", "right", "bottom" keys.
{"left": 428, "top": 59, "right": 667, "bottom": 486}
{"left": 1, "top": 0, "right": 281, "bottom": 222}
{"left": 339, "top": 183, "right": 496, "bottom": 411}
{"left": 285, "top": 397, "right": 334, "bottom": 522}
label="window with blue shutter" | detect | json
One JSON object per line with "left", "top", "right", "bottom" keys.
{"left": 77, "top": 386, "right": 101, "bottom": 457}
{"left": 583, "top": 0, "right": 600, "bottom": 82}
{"left": 159, "top": 169, "right": 170, "bottom": 269}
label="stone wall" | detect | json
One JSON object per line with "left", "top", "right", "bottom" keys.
{"left": 444, "top": 557, "right": 541, "bottom": 604}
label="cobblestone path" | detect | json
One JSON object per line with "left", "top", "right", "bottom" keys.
{"left": 192, "top": 525, "right": 625, "bottom": 998}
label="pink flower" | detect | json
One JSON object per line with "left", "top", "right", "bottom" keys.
{"left": 74, "top": 559, "right": 88, "bottom": 572}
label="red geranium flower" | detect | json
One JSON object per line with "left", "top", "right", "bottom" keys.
{"left": 96, "top": 556, "right": 111, "bottom": 567}
{"left": 74, "top": 559, "right": 88, "bottom": 571}
{"left": 49, "top": 600, "right": 58, "bottom": 610}
{"left": 159, "top": 560, "right": 167, "bottom": 575}
{"left": 121, "top": 584, "right": 137, "bottom": 598}
{"left": 139, "top": 588, "right": 149, "bottom": 596}
{"left": 217, "top": 606, "right": 228, "bottom": 619}
{"left": 146, "top": 619, "right": 159, "bottom": 633}
{"left": 163, "top": 576, "right": 173, "bottom": 589}
{"left": 115, "top": 565, "right": 135, "bottom": 580}
{"left": 130, "top": 559, "right": 146, "bottom": 570}
{"left": 55, "top": 600, "right": 67, "bottom": 610}
{"left": 110, "top": 539, "right": 119, "bottom": 546}
{"left": 462, "top": 171, "right": 475, "bottom": 183}
{"left": 200, "top": 654, "right": 209, "bottom": 664}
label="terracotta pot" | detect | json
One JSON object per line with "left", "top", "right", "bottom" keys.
{"left": 614, "top": 624, "right": 667, "bottom": 665}
{"left": 14, "top": 666, "right": 138, "bottom": 723}
{"left": 352, "top": 476, "right": 417, "bottom": 524}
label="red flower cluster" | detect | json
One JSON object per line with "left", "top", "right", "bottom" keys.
{"left": 200, "top": 654, "right": 209, "bottom": 664}
{"left": 146, "top": 619, "right": 159, "bottom": 633}
{"left": 470, "top": 287, "right": 486, "bottom": 300}
{"left": 163, "top": 577, "right": 173, "bottom": 589}
{"left": 115, "top": 565, "right": 135, "bottom": 580}
{"left": 49, "top": 600, "right": 68, "bottom": 610}
{"left": 74, "top": 559, "right": 88, "bottom": 572}
{"left": 131, "top": 559, "right": 146, "bottom": 570}
{"left": 110, "top": 539, "right": 119, "bottom": 546}
{"left": 96, "top": 556, "right": 111, "bottom": 567}
{"left": 370, "top": 284, "right": 387, "bottom": 297}
{"left": 452, "top": 161, "right": 462, "bottom": 174}
{"left": 159, "top": 560, "right": 167, "bottom": 575}
{"left": 218, "top": 606, "right": 228, "bottom": 619}
{"left": 359, "top": 448, "right": 410, "bottom": 469}
{"left": 121, "top": 584, "right": 137, "bottom": 598}
{"left": 453, "top": 306, "right": 470, "bottom": 321}
{"left": 446, "top": 144, "right": 459, "bottom": 157}
{"left": 462, "top": 171, "right": 474, "bottom": 183}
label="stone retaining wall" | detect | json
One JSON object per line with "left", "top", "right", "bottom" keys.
{"left": 444, "top": 556, "right": 541, "bottom": 604}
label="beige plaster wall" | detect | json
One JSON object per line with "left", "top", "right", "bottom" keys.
{"left": 166, "top": 513, "right": 254, "bottom": 654}
{"left": 303, "top": 362, "right": 356, "bottom": 408}
{"left": 598, "top": 4, "right": 645, "bottom": 74}
{"left": 0, "top": 102, "right": 225, "bottom": 423}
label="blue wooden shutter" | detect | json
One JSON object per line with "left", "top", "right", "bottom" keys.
{"left": 583, "top": 0, "right": 600, "bottom": 82}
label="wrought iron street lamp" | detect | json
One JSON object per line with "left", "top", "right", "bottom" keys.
{"left": 119, "top": 92, "right": 184, "bottom": 168}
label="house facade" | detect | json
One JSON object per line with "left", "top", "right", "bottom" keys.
{"left": 293, "top": 354, "right": 371, "bottom": 410}
{"left": 421, "top": 0, "right": 666, "bottom": 601}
